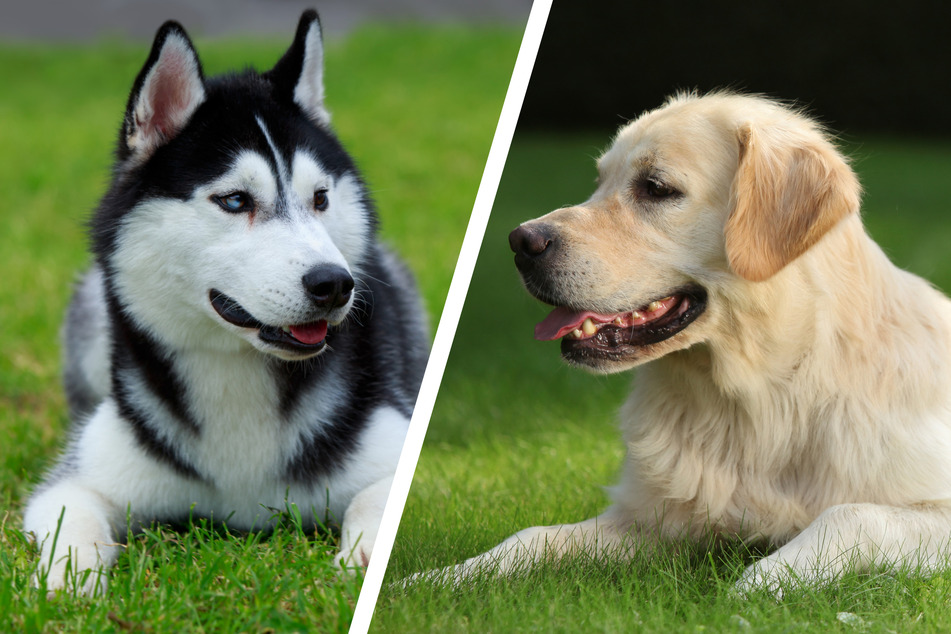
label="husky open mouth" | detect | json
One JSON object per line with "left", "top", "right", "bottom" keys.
{"left": 534, "top": 285, "right": 708, "bottom": 362}
{"left": 209, "top": 289, "right": 329, "bottom": 353}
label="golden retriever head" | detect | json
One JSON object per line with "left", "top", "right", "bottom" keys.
{"left": 510, "top": 92, "right": 861, "bottom": 372}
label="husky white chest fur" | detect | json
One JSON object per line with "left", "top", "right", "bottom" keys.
{"left": 23, "top": 10, "right": 428, "bottom": 595}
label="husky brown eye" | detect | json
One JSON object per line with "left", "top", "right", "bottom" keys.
{"left": 314, "top": 188, "right": 329, "bottom": 211}
{"left": 213, "top": 191, "right": 253, "bottom": 213}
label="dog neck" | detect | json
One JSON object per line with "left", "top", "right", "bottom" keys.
{"left": 699, "top": 214, "right": 947, "bottom": 407}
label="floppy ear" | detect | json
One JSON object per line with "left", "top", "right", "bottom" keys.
{"left": 725, "top": 122, "right": 861, "bottom": 281}
{"left": 121, "top": 21, "right": 205, "bottom": 163}
{"left": 266, "top": 9, "right": 330, "bottom": 126}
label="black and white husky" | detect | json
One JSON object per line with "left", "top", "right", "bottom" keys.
{"left": 23, "top": 10, "right": 428, "bottom": 595}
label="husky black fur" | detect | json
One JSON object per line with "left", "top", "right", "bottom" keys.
{"left": 24, "top": 10, "right": 428, "bottom": 595}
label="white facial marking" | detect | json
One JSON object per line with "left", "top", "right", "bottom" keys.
{"left": 255, "top": 116, "right": 290, "bottom": 188}
{"left": 215, "top": 151, "right": 279, "bottom": 208}
{"left": 291, "top": 152, "right": 370, "bottom": 270}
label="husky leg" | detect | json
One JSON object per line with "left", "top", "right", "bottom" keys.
{"left": 409, "top": 511, "right": 640, "bottom": 586}
{"left": 335, "top": 476, "right": 394, "bottom": 570}
{"left": 62, "top": 266, "right": 111, "bottom": 420}
{"left": 736, "top": 503, "right": 951, "bottom": 597}
{"left": 23, "top": 479, "right": 121, "bottom": 596}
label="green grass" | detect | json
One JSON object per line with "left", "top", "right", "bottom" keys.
{"left": 5, "top": 509, "right": 361, "bottom": 633}
{"left": 375, "top": 131, "right": 951, "bottom": 632}
{"left": 0, "top": 23, "right": 520, "bottom": 631}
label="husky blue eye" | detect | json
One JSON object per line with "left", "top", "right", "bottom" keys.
{"left": 314, "top": 188, "right": 329, "bottom": 212}
{"left": 213, "top": 192, "right": 253, "bottom": 213}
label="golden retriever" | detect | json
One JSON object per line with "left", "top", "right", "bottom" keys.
{"left": 437, "top": 92, "right": 951, "bottom": 594}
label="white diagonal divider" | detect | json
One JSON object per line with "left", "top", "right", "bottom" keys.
{"left": 348, "top": 1, "right": 553, "bottom": 631}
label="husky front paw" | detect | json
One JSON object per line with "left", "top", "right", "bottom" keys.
{"left": 35, "top": 545, "right": 113, "bottom": 597}
{"left": 334, "top": 476, "right": 391, "bottom": 572}
{"left": 24, "top": 481, "right": 122, "bottom": 596}
{"left": 334, "top": 535, "right": 373, "bottom": 571}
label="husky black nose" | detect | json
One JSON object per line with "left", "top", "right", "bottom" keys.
{"left": 509, "top": 223, "right": 556, "bottom": 271}
{"left": 302, "top": 265, "right": 354, "bottom": 310}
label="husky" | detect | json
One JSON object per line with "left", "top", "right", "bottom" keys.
{"left": 23, "top": 10, "right": 428, "bottom": 595}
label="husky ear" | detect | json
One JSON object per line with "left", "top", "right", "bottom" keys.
{"left": 725, "top": 121, "right": 861, "bottom": 282}
{"left": 266, "top": 10, "right": 330, "bottom": 126}
{"left": 121, "top": 21, "right": 205, "bottom": 162}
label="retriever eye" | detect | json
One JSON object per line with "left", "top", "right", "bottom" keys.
{"left": 314, "top": 188, "right": 329, "bottom": 212}
{"left": 212, "top": 191, "right": 254, "bottom": 213}
{"left": 646, "top": 179, "right": 677, "bottom": 198}
{"left": 633, "top": 176, "right": 680, "bottom": 201}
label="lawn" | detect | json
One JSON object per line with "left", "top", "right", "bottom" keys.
{"left": 374, "top": 130, "right": 951, "bottom": 632}
{"left": 0, "top": 23, "right": 521, "bottom": 632}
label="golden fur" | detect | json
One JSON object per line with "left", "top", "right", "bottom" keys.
{"left": 432, "top": 92, "right": 951, "bottom": 593}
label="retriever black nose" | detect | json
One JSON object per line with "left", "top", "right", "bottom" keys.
{"left": 509, "top": 223, "right": 554, "bottom": 259}
{"left": 302, "top": 265, "right": 354, "bottom": 309}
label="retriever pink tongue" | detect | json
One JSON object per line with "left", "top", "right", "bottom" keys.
{"left": 535, "top": 307, "right": 604, "bottom": 341}
{"left": 289, "top": 320, "right": 328, "bottom": 345}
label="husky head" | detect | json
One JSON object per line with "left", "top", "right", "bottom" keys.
{"left": 93, "top": 11, "right": 375, "bottom": 361}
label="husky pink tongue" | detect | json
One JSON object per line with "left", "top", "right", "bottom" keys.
{"left": 289, "top": 320, "right": 328, "bottom": 345}
{"left": 535, "top": 307, "right": 616, "bottom": 341}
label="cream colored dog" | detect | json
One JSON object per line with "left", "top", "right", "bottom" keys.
{"left": 445, "top": 92, "right": 951, "bottom": 593}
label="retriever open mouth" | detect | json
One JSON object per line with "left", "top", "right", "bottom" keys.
{"left": 209, "top": 289, "right": 328, "bottom": 353}
{"left": 534, "top": 286, "right": 707, "bottom": 360}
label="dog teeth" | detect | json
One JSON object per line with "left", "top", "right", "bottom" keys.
{"left": 613, "top": 316, "right": 624, "bottom": 326}
{"left": 581, "top": 318, "right": 597, "bottom": 336}
{"left": 648, "top": 296, "right": 675, "bottom": 313}
{"left": 631, "top": 310, "right": 641, "bottom": 320}
{"left": 281, "top": 326, "right": 291, "bottom": 334}
{"left": 571, "top": 328, "right": 583, "bottom": 339}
